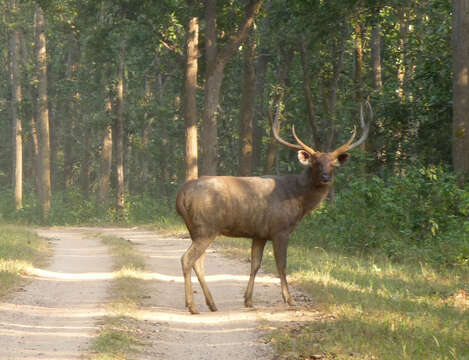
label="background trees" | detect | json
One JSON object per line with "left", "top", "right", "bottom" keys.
{"left": 0, "top": 0, "right": 463, "bottom": 223}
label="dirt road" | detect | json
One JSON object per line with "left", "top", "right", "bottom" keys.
{"left": 0, "top": 227, "right": 318, "bottom": 359}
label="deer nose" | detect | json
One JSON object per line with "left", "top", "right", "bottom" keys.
{"left": 320, "top": 173, "right": 332, "bottom": 183}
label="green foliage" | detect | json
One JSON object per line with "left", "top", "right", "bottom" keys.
{"left": 0, "top": 188, "right": 180, "bottom": 227}
{"left": 294, "top": 164, "right": 469, "bottom": 268}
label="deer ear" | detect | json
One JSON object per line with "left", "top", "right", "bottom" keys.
{"left": 337, "top": 153, "right": 350, "bottom": 166}
{"left": 297, "top": 150, "right": 312, "bottom": 166}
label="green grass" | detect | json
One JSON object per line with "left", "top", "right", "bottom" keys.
{"left": 217, "top": 237, "right": 469, "bottom": 360}
{"left": 91, "top": 235, "right": 147, "bottom": 360}
{"left": 0, "top": 224, "right": 51, "bottom": 296}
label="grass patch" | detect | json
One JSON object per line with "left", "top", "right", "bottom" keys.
{"left": 217, "top": 237, "right": 469, "bottom": 360}
{"left": 91, "top": 235, "right": 147, "bottom": 360}
{"left": 0, "top": 224, "right": 51, "bottom": 296}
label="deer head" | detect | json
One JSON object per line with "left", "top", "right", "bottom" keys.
{"left": 272, "top": 104, "right": 370, "bottom": 185}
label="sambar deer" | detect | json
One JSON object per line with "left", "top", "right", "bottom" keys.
{"left": 176, "top": 106, "right": 370, "bottom": 314}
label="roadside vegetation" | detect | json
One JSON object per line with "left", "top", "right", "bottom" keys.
{"left": 91, "top": 235, "right": 147, "bottom": 360}
{"left": 0, "top": 225, "right": 50, "bottom": 296}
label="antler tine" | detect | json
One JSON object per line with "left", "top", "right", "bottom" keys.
{"left": 333, "top": 101, "right": 371, "bottom": 155}
{"left": 292, "top": 125, "right": 317, "bottom": 154}
{"left": 270, "top": 109, "right": 304, "bottom": 151}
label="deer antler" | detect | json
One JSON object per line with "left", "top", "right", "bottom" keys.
{"left": 270, "top": 108, "right": 317, "bottom": 154}
{"left": 333, "top": 100, "right": 371, "bottom": 155}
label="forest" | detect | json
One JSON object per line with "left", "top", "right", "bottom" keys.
{"left": 1, "top": 0, "right": 468, "bottom": 267}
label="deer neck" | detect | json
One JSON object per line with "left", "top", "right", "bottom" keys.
{"left": 297, "top": 167, "right": 331, "bottom": 215}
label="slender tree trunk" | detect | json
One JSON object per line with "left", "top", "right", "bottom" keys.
{"left": 116, "top": 42, "right": 125, "bottom": 211}
{"left": 200, "top": 0, "right": 264, "bottom": 175}
{"left": 9, "top": 0, "right": 23, "bottom": 210}
{"left": 264, "top": 48, "right": 293, "bottom": 173}
{"left": 354, "top": 23, "right": 363, "bottom": 103}
{"left": 299, "top": 37, "right": 321, "bottom": 150}
{"left": 20, "top": 31, "right": 40, "bottom": 193}
{"left": 184, "top": 13, "right": 199, "bottom": 182}
{"left": 371, "top": 8, "right": 383, "bottom": 90}
{"left": 252, "top": 47, "right": 269, "bottom": 172}
{"left": 98, "top": 100, "right": 113, "bottom": 203}
{"left": 79, "top": 125, "right": 91, "bottom": 198}
{"left": 452, "top": 0, "right": 469, "bottom": 179}
{"left": 353, "top": 22, "right": 366, "bottom": 152}
{"left": 238, "top": 32, "right": 256, "bottom": 176}
{"left": 35, "top": 3, "right": 51, "bottom": 221}
{"left": 397, "top": 8, "right": 408, "bottom": 102}
{"left": 141, "top": 113, "right": 154, "bottom": 191}
{"left": 63, "top": 34, "right": 77, "bottom": 189}
{"left": 322, "top": 26, "right": 347, "bottom": 151}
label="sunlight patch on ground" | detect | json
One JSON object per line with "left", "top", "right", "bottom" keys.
{"left": 26, "top": 267, "right": 281, "bottom": 284}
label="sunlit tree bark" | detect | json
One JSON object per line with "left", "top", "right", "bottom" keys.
{"left": 183, "top": 5, "right": 199, "bottom": 182}
{"left": 8, "top": 0, "right": 23, "bottom": 210}
{"left": 35, "top": 3, "right": 51, "bottom": 221}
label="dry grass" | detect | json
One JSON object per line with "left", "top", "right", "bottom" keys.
{"left": 0, "top": 225, "right": 51, "bottom": 297}
{"left": 217, "top": 237, "right": 469, "bottom": 360}
{"left": 91, "top": 235, "right": 148, "bottom": 360}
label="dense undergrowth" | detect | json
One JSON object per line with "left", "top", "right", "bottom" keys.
{"left": 300, "top": 164, "right": 469, "bottom": 268}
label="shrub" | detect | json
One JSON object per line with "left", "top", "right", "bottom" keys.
{"left": 294, "top": 165, "right": 469, "bottom": 267}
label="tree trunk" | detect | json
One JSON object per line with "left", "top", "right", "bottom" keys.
{"left": 238, "top": 32, "right": 256, "bottom": 176}
{"left": 79, "top": 125, "right": 91, "bottom": 198}
{"left": 63, "top": 33, "right": 78, "bottom": 189}
{"left": 371, "top": 8, "right": 383, "bottom": 90}
{"left": 354, "top": 22, "right": 366, "bottom": 152}
{"left": 98, "top": 101, "right": 113, "bottom": 203}
{"left": 397, "top": 8, "right": 408, "bottom": 102}
{"left": 9, "top": 0, "right": 23, "bottom": 210}
{"left": 116, "top": 42, "right": 125, "bottom": 211}
{"left": 452, "top": 0, "right": 469, "bottom": 179}
{"left": 322, "top": 26, "right": 347, "bottom": 151}
{"left": 35, "top": 3, "right": 51, "bottom": 221}
{"left": 252, "top": 47, "right": 269, "bottom": 172}
{"left": 263, "top": 49, "right": 293, "bottom": 173}
{"left": 184, "top": 13, "right": 199, "bottom": 182}
{"left": 20, "top": 31, "right": 40, "bottom": 194}
{"left": 299, "top": 37, "right": 321, "bottom": 150}
{"left": 200, "top": 0, "right": 264, "bottom": 175}
{"left": 354, "top": 23, "right": 363, "bottom": 104}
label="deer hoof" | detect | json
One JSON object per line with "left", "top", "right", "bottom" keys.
{"left": 208, "top": 303, "right": 218, "bottom": 312}
{"left": 287, "top": 298, "right": 297, "bottom": 306}
{"left": 188, "top": 305, "right": 200, "bottom": 315}
{"left": 244, "top": 299, "right": 253, "bottom": 308}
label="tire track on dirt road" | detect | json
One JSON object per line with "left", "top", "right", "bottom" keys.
{"left": 0, "top": 228, "right": 113, "bottom": 360}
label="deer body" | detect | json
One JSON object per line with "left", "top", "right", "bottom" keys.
{"left": 177, "top": 169, "right": 329, "bottom": 241}
{"left": 177, "top": 107, "right": 370, "bottom": 314}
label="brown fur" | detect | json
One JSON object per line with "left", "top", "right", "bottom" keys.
{"left": 176, "top": 152, "right": 349, "bottom": 314}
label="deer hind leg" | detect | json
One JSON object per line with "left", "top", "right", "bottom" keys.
{"left": 244, "top": 238, "right": 267, "bottom": 308}
{"left": 193, "top": 252, "right": 217, "bottom": 312}
{"left": 272, "top": 235, "right": 296, "bottom": 306}
{"left": 181, "top": 237, "right": 214, "bottom": 314}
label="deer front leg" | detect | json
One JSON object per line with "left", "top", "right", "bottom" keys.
{"left": 272, "top": 234, "right": 296, "bottom": 306}
{"left": 244, "top": 238, "right": 267, "bottom": 308}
